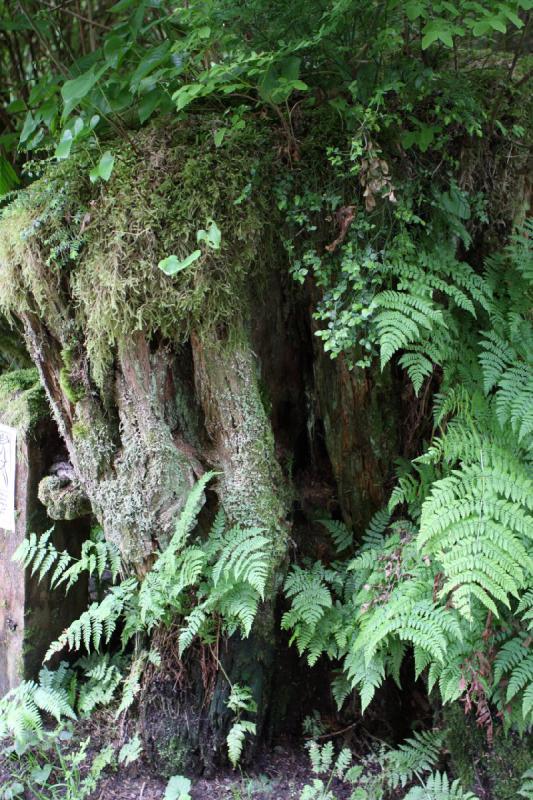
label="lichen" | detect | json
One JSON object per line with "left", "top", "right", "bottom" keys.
{"left": 196, "top": 330, "right": 290, "bottom": 583}
{"left": 38, "top": 475, "right": 91, "bottom": 520}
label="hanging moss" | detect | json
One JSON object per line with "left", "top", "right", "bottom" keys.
{"left": 0, "top": 121, "right": 277, "bottom": 387}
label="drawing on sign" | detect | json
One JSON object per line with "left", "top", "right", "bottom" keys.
{"left": 0, "top": 431, "right": 9, "bottom": 488}
{"left": 0, "top": 424, "right": 16, "bottom": 531}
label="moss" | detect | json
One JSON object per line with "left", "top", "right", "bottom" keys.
{"left": 155, "top": 733, "right": 191, "bottom": 779}
{"left": 0, "top": 368, "right": 48, "bottom": 432}
{"left": 0, "top": 121, "right": 277, "bottom": 387}
{"left": 445, "top": 703, "right": 533, "bottom": 799}
{"left": 72, "top": 420, "right": 90, "bottom": 439}
{"left": 38, "top": 475, "right": 91, "bottom": 520}
{"left": 58, "top": 347, "right": 85, "bottom": 404}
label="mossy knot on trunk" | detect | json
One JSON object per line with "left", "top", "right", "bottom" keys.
{"left": 0, "top": 121, "right": 277, "bottom": 389}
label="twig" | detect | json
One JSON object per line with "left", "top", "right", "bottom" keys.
{"left": 40, "top": 0, "right": 112, "bottom": 31}
{"left": 304, "top": 721, "right": 358, "bottom": 741}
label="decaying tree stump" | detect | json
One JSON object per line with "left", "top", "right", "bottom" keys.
{"left": 0, "top": 124, "right": 399, "bottom": 770}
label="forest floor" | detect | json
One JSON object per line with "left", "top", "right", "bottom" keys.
{"left": 0, "top": 743, "right": 356, "bottom": 800}
{"left": 91, "top": 746, "right": 354, "bottom": 799}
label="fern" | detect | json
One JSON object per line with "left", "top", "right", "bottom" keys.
{"left": 281, "top": 565, "right": 334, "bottom": 661}
{"left": 76, "top": 653, "right": 124, "bottom": 715}
{"left": 492, "top": 633, "right": 533, "bottom": 727}
{"left": 13, "top": 527, "right": 121, "bottom": 591}
{"left": 479, "top": 328, "right": 533, "bottom": 442}
{"left": 0, "top": 665, "right": 76, "bottom": 746}
{"left": 383, "top": 730, "right": 444, "bottom": 790}
{"left": 374, "top": 290, "right": 445, "bottom": 369}
{"left": 404, "top": 772, "right": 479, "bottom": 799}
{"left": 319, "top": 519, "right": 353, "bottom": 554}
{"left": 226, "top": 683, "right": 257, "bottom": 767}
{"left": 43, "top": 578, "right": 137, "bottom": 662}
{"left": 419, "top": 438, "right": 533, "bottom": 619}
{"left": 227, "top": 720, "right": 256, "bottom": 768}
{"left": 519, "top": 768, "right": 533, "bottom": 800}
{"left": 212, "top": 526, "right": 270, "bottom": 598}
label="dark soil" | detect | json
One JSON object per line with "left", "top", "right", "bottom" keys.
{"left": 92, "top": 746, "right": 356, "bottom": 800}
{"left": 0, "top": 744, "right": 357, "bottom": 800}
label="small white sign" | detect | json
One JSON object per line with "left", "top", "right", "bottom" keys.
{"left": 0, "top": 423, "right": 16, "bottom": 532}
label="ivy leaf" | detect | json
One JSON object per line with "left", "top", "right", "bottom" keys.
{"left": 214, "top": 129, "right": 225, "bottom": 147}
{"left": 164, "top": 775, "right": 192, "bottom": 800}
{"left": 158, "top": 251, "right": 202, "bottom": 275}
{"left": 89, "top": 151, "right": 115, "bottom": 183}
{"left": 29, "top": 764, "right": 52, "bottom": 785}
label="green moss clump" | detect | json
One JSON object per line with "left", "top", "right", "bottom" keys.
{"left": 0, "top": 368, "right": 47, "bottom": 432}
{"left": 72, "top": 420, "right": 90, "bottom": 439}
{"left": 0, "top": 121, "right": 276, "bottom": 387}
{"left": 445, "top": 703, "right": 533, "bottom": 800}
{"left": 58, "top": 348, "right": 85, "bottom": 404}
{"left": 155, "top": 733, "right": 191, "bottom": 779}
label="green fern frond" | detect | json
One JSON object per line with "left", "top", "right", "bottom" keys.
{"left": 227, "top": 720, "right": 256, "bottom": 767}
{"left": 212, "top": 526, "right": 270, "bottom": 598}
{"left": 404, "top": 771, "right": 478, "bottom": 799}
{"left": 320, "top": 518, "right": 353, "bottom": 553}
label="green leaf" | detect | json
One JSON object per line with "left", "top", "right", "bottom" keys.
{"left": 61, "top": 69, "right": 99, "bottom": 108}
{"left": 138, "top": 88, "right": 164, "bottom": 123}
{"left": 214, "top": 129, "right": 225, "bottom": 147}
{"left": 473, "top": 19, "right": 491, "bottom": 35}
{"left": 164, "top": 775, "right": 192, "bottom": 800}
{"left": 488, "top": 15, "right": 507, "bottom": 33}
{"left": 89, "top": 151, "right": 115, "bottom": 183}
{"left": 130, "top": 42, "right": 171, "bottom": 92}
{"left": 173, "top": 82, "right": 204, "bottom": 111}
{"left": 158, "top": 250, "right": 202, "bottom": 275}
{"left": 30, "top": 764, "right": 52, "bottom": 785}
{"left": 6, "top": 98, "right": 26, "bottom": 114}
{"left": 0, "top": 155, "right": 19, "bottom": 195}
{"left": 104, "top": 34, "right": 129, "bottom": 68}
{"left": 110, "top": 0, "right": 138, "bottom": 11}
{"left": 405, "top": 1, "right": 426, "bottom": 21}
{"left": 197, "top": 220, "right": 221, "bottom": 250}
{"left": 501, "top": 7, "right": 524, "bottom": 27}
{"left": 55, "top": 129, "right": 73, "bottom": 160}
{"left": 421, "top": 20, "right": 454, "bottom": 49}
{"left": 2, "top": 782, "right": 24, "bottom": 799}
{"left": 19, "top": 111, "right": 38, "bottom": 144}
